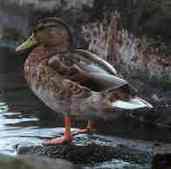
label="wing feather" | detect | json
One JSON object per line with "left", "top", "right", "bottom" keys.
{"left": 73, "top": 49, "right": 117, "bottom": 75}
{"left": 48, "top": 50, "right": 127, "bottom": 92}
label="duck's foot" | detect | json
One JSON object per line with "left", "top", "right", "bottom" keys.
{"left": 73, "top": 128, "right": 96, "bottom": 136}
{"left": 73, "top": 120, "right": 96, "bottom": 136}
{"left": 44, "top": 136, "right": 73, "bottom": 145}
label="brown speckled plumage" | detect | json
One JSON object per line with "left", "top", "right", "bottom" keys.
{"left": 15, "top": 18, "right": 153, "bottom": 144}
{"left": 24, "top": 45, "right": 116, "bottom": 118}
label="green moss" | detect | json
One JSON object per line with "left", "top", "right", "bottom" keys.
{"left": 160, "top": 77, "right": 171, "bottom": 91}
{"left": 0, "top": 155, "right": 32, "bottom": 169}
{"left": 149, "top": 75, "right": 171, "bottom": 91}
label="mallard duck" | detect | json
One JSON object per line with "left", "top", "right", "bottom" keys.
{"left": 16, "top": 17, "right": 152, "bottom": 144}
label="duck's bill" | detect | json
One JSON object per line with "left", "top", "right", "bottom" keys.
{"left": 112, "top": 97, "right": 153, "bottom": 110}
{"left": 16, "top": 34, "right": 37, "bottom": 52}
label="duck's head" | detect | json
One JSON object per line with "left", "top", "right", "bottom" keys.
{"left": 16, "top": 17, "right": 73, "bottom": 52}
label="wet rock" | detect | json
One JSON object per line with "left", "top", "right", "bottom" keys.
{"left": 16, "top": 143, "right": 151, "bottom": 165}
{"left": 152, "top": 143, "right": 171, "bottom": 169}
{"left": 0, "top": 154, "right": 77, "bottom": 169}
{"left": 151, "top": 94, "right": 161, "bottom": 102}
{"left": 152, "top": 154, "right": 171, "bottom": 169}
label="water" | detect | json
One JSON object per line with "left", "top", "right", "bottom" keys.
{"left": 0, "top": 102, "right": 41, "bottom": 155}
{"left": 84, "top": 160, "right": 150, "bottom": 169}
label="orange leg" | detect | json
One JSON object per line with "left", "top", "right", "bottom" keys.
{"left": 45, "top": 116, "right": 73, "bottom": 144}
{"left": 73, "top": 120, "right": 96, "bottom": 135}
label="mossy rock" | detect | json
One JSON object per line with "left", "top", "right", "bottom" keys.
{"left": 0, "top": 154, "right": 76, "bottom": 169}
{"left": 16, "top": 143, "right": 151, "bottom": 165}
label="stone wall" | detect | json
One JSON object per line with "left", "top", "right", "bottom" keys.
{"left": 1, "top": 0, "right": 94, "bottom": 10}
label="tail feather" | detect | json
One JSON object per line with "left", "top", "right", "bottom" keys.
{"left": 112, "top": 97, "right": 153, "bottom": 110}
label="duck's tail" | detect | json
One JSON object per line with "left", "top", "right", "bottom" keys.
{"left": 112, "top": 96, "right": 153, "bottom": 110}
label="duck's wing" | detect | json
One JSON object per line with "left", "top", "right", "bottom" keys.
{"left": 48, "top": 49, "right": 129, "bottom": 92}
{"left": 47, "top": 50, "right": 151, "bottom": 112}
{"left": 112, "top": 96, "right": 153, "bottom": 110}
{"left": 71, "top": 49, "right": 130, "bottom": 91}
{"left": 73, "top": 49, "right": 117, "bottom": 75}
{"left": 70, "top": 50, "right": 153, "bottom": 110}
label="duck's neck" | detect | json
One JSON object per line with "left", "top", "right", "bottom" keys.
{"left": 25, "top": 45, "right": 70, "bottom": 68}
{"left": 31, "top": 44, "right": 69, "bottom": 60}
{"left": 24, "top": 44, "right": 70, "bottom": 83}
{"left": 45, "top": 45, "right": 69, "bottom": 57}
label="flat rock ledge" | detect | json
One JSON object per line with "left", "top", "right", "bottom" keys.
{"left": 16, "top": 143, "right": 151, "bottom": 165}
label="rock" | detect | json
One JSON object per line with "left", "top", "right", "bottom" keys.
{"left": 1, "top": 0, "right": 94, "bottom": 10}
{"left": 152, "top": 143, "right": 171, "bottom": 169}
{"left": 151, "top": 94, "right": 160, "bottom": 102}
{"left": 16, "top": 143, "right": 151, "bottom": 165}
{"left": 0, "top": 154, "right": 77, "bottom": 169}
{"left": 152, "top": 154, "right": 171, "bottom": 169}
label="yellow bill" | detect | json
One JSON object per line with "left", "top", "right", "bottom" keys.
{"left": 16, "top": 34, "right": 37, "bottom": 52}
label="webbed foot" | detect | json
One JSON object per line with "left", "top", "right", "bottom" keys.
{"left": 44, "top": 135, "right": 73, "bottom": 145}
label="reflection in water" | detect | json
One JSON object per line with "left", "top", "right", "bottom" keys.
{"left": 0, "top": 102, "right": 8, "bottom": 112}
{"left": 0, "top": 102, "right": 58, "bottom": 155}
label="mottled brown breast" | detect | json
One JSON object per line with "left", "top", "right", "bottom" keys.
{"left": 24, "top": 46, "right": 88, "bottom": 89}
{"left": 24, "top": 46, "right": 49, "bottom": 84}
